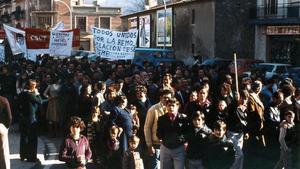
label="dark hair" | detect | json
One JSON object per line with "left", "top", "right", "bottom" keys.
{"left": 191, "top": 111, "right": 205, "bottom": 121}
{"left": 129, "top": 135, "right": 140, "bottom": 143}
{"left": 272, "top": 91, "right": 283, "bottom": 100}
{"left": 284, "top": 110, "right": 295, "bottom": 117}
{"left": 135, "top": 85, "right": 147, "bottom": 94}
{"left": 114, "top": 95, "right": 127, "bottom": 106}
{"left": 212, "top": 120, "right": 226, "bottom": 131}
{"left": 196, "top": 85, "right": 207, "bottom": 93}
{"left": 251, "top": 80, "right": 262, "bottom": 93}
{"left": 68, "top": 116, "right": 86, "bottom": 131}
{"left": 96, "top": 81, "right": 106, "bottom": 91}
{"left": 159, "top": 89, "right": 173, "bottom": 97}
{"left": 166, "top": 97, "right": 180, "bottom": 105}
{"left": 281, "top": 84, "right": 295, "bottom": 97}
{"left": 220, "top": 82, "right": 232, "bottom": 94}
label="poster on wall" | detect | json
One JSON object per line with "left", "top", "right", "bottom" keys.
{"left": 156, "top": 8, "right": 172, "bottom": 47}
{"left": 139, "top": 15, "right": 151, "bottom": 48}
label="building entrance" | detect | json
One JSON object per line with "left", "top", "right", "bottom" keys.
{"left": 269, "top": 35, "right": 300, "bottom": 66}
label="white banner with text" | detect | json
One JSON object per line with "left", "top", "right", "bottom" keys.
{"left": 92, "top": 27, "right": 138, "bottom": 60}
{"left": 49, "top": 31, "right": 73, "bottom": 57}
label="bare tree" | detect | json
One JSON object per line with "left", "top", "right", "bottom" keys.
{"left": 123, "top": 0, "right": 145, "bottom": 15}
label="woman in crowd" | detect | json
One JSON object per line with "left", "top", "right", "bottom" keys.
{"left": 110, "top": 95, "right": 133, "bottom": 153}
{"left": 43, "top": 76, "right": 62, "bottom": 137}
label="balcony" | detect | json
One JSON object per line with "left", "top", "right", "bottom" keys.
{"left": 250, "top": 3, "right": 300, "bottom": 25}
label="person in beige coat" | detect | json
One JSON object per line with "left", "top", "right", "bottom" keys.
{"left": 144, "top": 89, "right": 173, "bottom": 169}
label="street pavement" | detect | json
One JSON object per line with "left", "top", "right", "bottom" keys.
{"left": 9, "top": 124, "right": 65, "bottom": 169}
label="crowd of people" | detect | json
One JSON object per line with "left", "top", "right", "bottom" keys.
{"left": 0, "top": 55, "right": 299, "bottom": 169}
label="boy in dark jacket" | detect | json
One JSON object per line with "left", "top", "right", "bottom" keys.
{"left": 186, "top": 111, "right": 212, "bottom": 169}
{"left": 203, "top": 120, "right": 234, "bottom": 169}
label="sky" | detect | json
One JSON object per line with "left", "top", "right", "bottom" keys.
{"left": 94, "top": 0, "right": 145, "bottom": 14}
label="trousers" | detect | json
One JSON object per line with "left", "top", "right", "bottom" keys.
{"left": 0, "top": 123, "right": 10, "bottom": 169}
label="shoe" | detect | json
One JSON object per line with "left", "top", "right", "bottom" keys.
{"left": 20, "top": 158, "right": 26, "bottom": 161}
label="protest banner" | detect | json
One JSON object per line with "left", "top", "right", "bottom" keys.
{"left": 62, "top": 28, "right": 80, "bottom": 47}
{"left": 25, "top": 28, "right": 50, "bottom": 49}
{"left": 92, "top": 27, "right": 138, "bottom": 60}
{"left": 25, "top": 28, "right": 80, "bottom": 49}
{"left": 4, "top": 24, "right": 26, "bottom": 55}
{"left": 49, "top": 31, "right": 73, "bottom": 57}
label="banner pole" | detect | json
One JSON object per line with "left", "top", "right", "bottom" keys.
{"left": 234, "top": 52, "right": 239, "bottom": 94}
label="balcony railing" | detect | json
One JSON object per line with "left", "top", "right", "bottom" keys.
{"left": 250, "top": 3, "right": 300, "bottom": 19}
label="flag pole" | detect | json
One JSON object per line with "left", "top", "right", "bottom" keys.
{"left": 234, "top": 52, "right": 239, "bottom": 94}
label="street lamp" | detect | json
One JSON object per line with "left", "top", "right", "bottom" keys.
{"left": 54, "top": 0, "right": 72, "bottom": 29}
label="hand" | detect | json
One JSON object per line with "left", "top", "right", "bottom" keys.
{"left": 184, "top": 143, "right": 188, "bottom": 151}
{"left": 147, "top": 146, "right": 155, "bottom": 156}
{"left": 234, "top": 92, "right": 240, "bottom": 101}
{"left": 34, "top": 89, "right": 40, "bottom": 95}
{"left": 77, "top": 156, "right": 86, "bottom": 165}
{"left": 284, "top": 148, "right": 291, "bottom": 153}
{"left": 244, "top": 133, "right": 249, "bottom": 140}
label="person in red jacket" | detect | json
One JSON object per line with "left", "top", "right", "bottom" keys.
{"left": 59, "top": 116, "right": 92, "bottom": 169}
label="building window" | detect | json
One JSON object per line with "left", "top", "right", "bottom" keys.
{"left": 100, "top": 17, "right": 110, "bottom": 29}
{"left": 94, "top": 18, "right": 99, "bottom": 27}
{"left": 37, "top": 16, "right": 52, "bottom": 28}
{"left": 76, "top": 16, "right": 86, "bottom": 32}
{"left": 191, "top": 9, "right": 195, "bottom": 24}
{"left": 192, "top": 43, "right": 195, "bottom": 54}
{"left": 265, "top": 0, "right": 277, "bottom": 15}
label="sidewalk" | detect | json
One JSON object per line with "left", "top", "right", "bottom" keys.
{"left": 9, "top": 125, "right": 44, "bottom": 169}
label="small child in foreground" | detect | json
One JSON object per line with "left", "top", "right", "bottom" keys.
{"left": 105, "top": 124, "right": 123, "bottom": 169}
{"left": 123, "top": 135, "right": 144, "bottom": 169}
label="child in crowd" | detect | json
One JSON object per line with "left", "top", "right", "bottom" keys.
{"left": 204, "top": 120, "right": 234, "bottom": 169}
{"left": 212, "top": 100, "right": 228, "bottom": 123}
{"left": 123, "top": 135, "right": 144, "bottom": 169}
{"left": 105, "top": 124, "right": 123, "bottom": 169}
{"left": 59, "top": 116, "right": 92, "bottom": 169}
{"left": 186, "top": 111, "right": 212, "bottom": 169}
{"left": 86, "top": 106, "right": 102, "bottom": 166}
{"left": 274, "top": 110, "right": 296, "bottom": 169}
{"left": 129, "top": 104, "right": 140, "bottom": 129}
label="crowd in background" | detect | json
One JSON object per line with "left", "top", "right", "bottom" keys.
{"left": 0, "top": 55, "right": 299, "bottom": 169}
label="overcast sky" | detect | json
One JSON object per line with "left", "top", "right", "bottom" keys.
{"left": 96, "top": 0, "right": 145, "bottom": 14}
